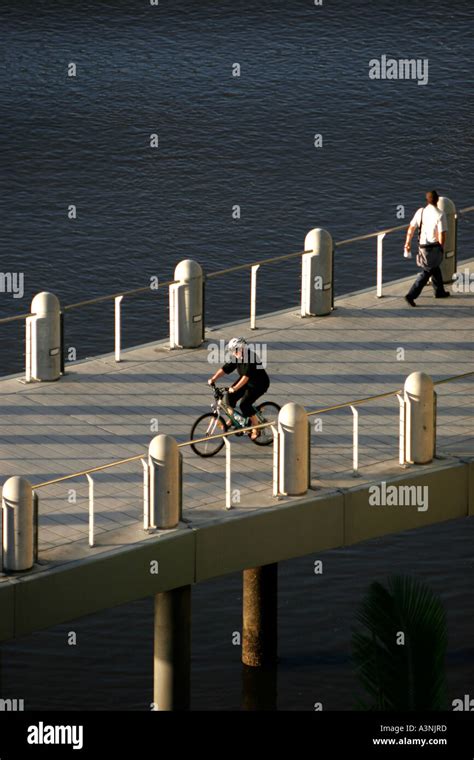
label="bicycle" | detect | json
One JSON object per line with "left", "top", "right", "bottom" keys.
{"left": 190, "top": 383, "right": 281, "bottom": 457}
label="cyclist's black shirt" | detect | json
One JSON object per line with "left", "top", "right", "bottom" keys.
{"left": 222, "top": 348, "right": 269, "bottom": 389}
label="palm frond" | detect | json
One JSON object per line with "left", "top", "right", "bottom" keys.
{"left": 352, "top": 575, "right": 448, "bottom": 710}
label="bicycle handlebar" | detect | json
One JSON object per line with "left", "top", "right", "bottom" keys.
{"left": 209, "top": 382, "right": 230, "bottom": 398}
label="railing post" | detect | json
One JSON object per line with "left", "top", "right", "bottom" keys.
{"left": 148, "top": 434, "right": 181, "bottom": 529}
{"left": 141, "top": 457, "right": 150, "bottom": 530}
{"left": 400, "top": 372, "right": 435, "bottom": 464}
{"left": 350, "top": 405, "right": 360, "bottom": 476}
{"left": 224, "top": 437, "right": 232, "bottom": 510}
{"left": 396, "top": 393, "right": 406, "bottom": 467}
{"left": 301, "top": 228, "right": 333, "bottom": 317}
{"left": 33, "top": 490, "right": 39, "bottom": 563}
{"left": 114, "top": 295, "right": 123, "bottom": 362}
{"left": 376, "top": 233, "right": 386, "bottom": 298}
{"left": 250, "top": 264, "right": 260, "bottom": 330}
{"left": 25, "top": 292, "right": 61, "bottom": 382}
{"left": 277, "top": 403, "right": 309, "bottom": 496}
{"left": 2, "top": 476, "right": 34, "bottom": 573}
{"left": 25, "top": 316, "right": 32, "bottom": 383}
{"left": 169, "top": 260, "right": 204, "bottom": 349}
{"left": 86, "top": 474, "right": 94, "bottom": 548}
{"left": 438, "top": 197, "right": 457, "bottom": 284}
{"left": 271, "top": 424, "right": 280, "bottom": 498}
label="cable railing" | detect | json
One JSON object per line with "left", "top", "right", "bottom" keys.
{"left": 28, "top": 369, "right": 474, "bottom": 550}
{"left": 1, "top": 205, "right": 473, "bottom": 357}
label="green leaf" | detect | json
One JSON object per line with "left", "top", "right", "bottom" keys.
{"left": 351, "top": 575, "right": 448, "bottom": 710}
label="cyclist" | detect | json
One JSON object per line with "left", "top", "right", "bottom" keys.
{"left": 208, "top": 337, "right": 270, "bottom": 440}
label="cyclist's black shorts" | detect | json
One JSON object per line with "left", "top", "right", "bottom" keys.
{"left": 228, "top": 379, "right": 270, "bottom": 418}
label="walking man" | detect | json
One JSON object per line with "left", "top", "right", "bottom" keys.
{"left": 404, "top": 190, "right": 450, "bottom": 306}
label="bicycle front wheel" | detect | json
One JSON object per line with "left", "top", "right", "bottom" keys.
{"left": 190, "top": 413, "right": 227, "bottom": 457}
{"left": 253, "top": 402, "right": 281, "bottom": 446}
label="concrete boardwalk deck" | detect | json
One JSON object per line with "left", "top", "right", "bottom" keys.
{"left": 0, "top": 262, "right": 473, "bottom": 565}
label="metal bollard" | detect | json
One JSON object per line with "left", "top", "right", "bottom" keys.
{"left": 148, "top": 434, "right": 181, "bottom": 529}
{"left": 169, "top": 260, "right": 204, "bottom": 349}
{"left": 26, "top": 292, "right": 61, "bottom": 382}
{"left": 2, "top": 476, "right": 34, "bottom": 572}
{"left": 438, "top": 196, "right": 457, "bottom": 284}
{"left": 277, "top": 403, "right": 310, "bottom": 496}
{"left": 401, "top": 372, "right": 436, "bottom": 465}
{"left": 301, "top": 228, "right": 333, "bottom": 317}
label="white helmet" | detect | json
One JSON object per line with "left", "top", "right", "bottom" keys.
{"left": 228, "top": 336, "right": 247, "bottom": 353}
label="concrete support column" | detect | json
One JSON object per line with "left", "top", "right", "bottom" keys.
{"left": 153, "top": 586, "right": 191, "bottom": 711}
{"left": 401, "top": 372, "right": 436, "bottom": 465}
{"left": 26, "top": 292, "right": 61, "bottom": 382}
{"left": 242, "top": 564, "right": 278, "bottom": 668}
{"left": 169, "top": 259, "right": 204, "bottom": 349}
{"left": 301, "top": 227, "right": 333, "bottom": 316}
{"left": 278, "top": 403, "right": 310, "bottom": 496}
{"left": 2, "top": 476, "right": 34, "bottom": 573}
{"left": 148, "top": 434, "right": 181, "bottom": 529}
{"left": 438, "top": 196, "right": 457, "bottom": 284}
{"left": 241, "top": 663, "right": 277, "bottom": 711}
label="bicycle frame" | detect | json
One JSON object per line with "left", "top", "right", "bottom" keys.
{"left": 190, "top": 385, "right": 280, "bottom": 456}
{"left": 211, "top": 385, "right": 260, "bottom": 430}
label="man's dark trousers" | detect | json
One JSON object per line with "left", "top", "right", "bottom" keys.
{"left": 407, "top": 266, "right": 446, "bottom": 300}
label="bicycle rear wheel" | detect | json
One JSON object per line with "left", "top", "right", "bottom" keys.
{"left": 253, "top": 402, "right": 281, "bottom": 446}
{"left": 190, "top": 413, "right": 227, "bottom": 457}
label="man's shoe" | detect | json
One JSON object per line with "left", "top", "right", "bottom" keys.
{"left": 435, "top": 291, "right": 451, "bottom": 299}
{"left": 405, "top": 295, "right": 416, "bottom": 307}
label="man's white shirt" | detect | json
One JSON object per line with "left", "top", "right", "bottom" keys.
{"left": 410, "top": 205, "right": 447, "bottom": 245}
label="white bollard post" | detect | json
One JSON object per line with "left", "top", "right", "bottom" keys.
{"left": 301, "top": 228, "right": 333, "bottom": 317}
{"left": 169, "top": 260, "right": 204, "bottom": 348}
{"left": 2, "top": 476, "right": 34, "bottom": 572}
{"left": 278, "top": 403, "right": 309, "bottom": 496}
{"left": 26, "top": 292, "right": 61, "bottom": 381}
{"left": 401, "top": 372, "right": 436, "bottom": 465}
{"left": 148, "top": 434, "right": 181, "bottom": 529}
{"left": 438, "top": 196, "right": 457, "bottom": 284}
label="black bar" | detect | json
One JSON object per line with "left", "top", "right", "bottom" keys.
{"left": 0, "top": 712, "right": 472, "bottom": 756}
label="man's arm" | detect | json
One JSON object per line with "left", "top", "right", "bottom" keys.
{"left": 229, "top": 375, "right": 249, "bottom": 393}
{"left": 208, "top": 367, "right": 226, "bottom": 385}
{"left": 404, "top": 208, "right": 422, "bottom": 253}
{"left": 438, "top": 230, "right": 446, "bottom": 247}
{"left": 404, "top": 224, "right": 417, "bottom": 252}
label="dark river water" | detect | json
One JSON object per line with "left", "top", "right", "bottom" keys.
{"left": 1, "top": 0, "right": 473, "bottom": 710}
